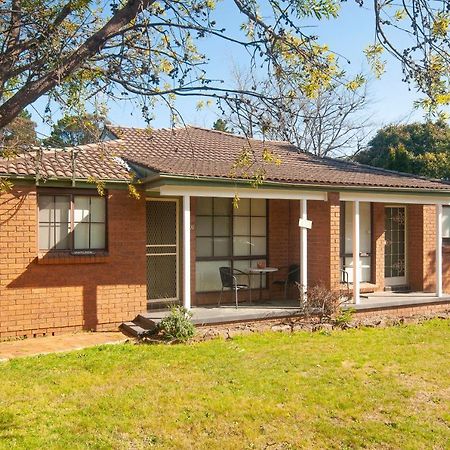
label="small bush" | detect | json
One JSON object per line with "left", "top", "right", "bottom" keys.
{"left": 334, "top": 307, "right": 355, "bottom": 327}
{"left": 158, "top": 305, "right": 195, "bottom": 342}
{"left": 297, "top": 283, "right": 350, "bottom": 320}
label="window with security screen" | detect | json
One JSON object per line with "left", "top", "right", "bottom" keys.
{"left": 38, "top": 191, "right": 107, "bottom": 252}
{"left": 195, "top": 197, "right": 267, "bottom": 292}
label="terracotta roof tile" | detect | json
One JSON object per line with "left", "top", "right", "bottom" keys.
{"left": 108, "top": 125, "right": 450, "bottom": 191}
{"left": 2, "top": 124, "right": 450, "bottom": 192}
{"left": 0, "top": 140, "right": 130, "bottom": 182}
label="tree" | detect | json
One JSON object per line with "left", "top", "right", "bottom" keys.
{"left": 0, "top": 0, "right": 345, "bottom": 130}
{"left": 0, "top": 110, "right": 37, "bottom": 155}
{"left": 354, "top": 121, "right": 450, "bottom": 179}
{"left": 1, "top": 1, "right": 448, "bottom": 132}
{"left": 42, "top": 114, "right": 106, "bottom": 147}
{"left": 1, "top": 1, "right": 449, "bottom": 194}
{"left": 221, "top": 68, "right": 370, "bottom": 157}
{"left": 361, "top": 0, "right": 450, "bottom": 115}
{"left": 212, "top": 119, "right": 231, "bottom": 133}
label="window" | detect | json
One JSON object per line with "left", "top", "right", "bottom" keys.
{"left": 38, "top": 192, "right": 107, "bottom": 252}
{"left": 443, "top": 206, "right": 450, "bottom": 244}
{"left": 195, "top": 198, "right": 267, "bottom": 292}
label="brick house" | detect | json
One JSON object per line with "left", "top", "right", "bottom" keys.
{"left": 1, "top": 126, "right": 450, "bottom": 338}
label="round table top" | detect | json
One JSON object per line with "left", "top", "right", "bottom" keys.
{"left": 247, "top": 267, "right": 279, "bottom": 273}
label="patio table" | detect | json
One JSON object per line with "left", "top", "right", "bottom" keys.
{"left": 247, "top": 267, "right": 279, "bottom": 302}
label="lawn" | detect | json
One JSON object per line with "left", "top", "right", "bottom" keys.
{"left": 0, "top": 320, "right": 449, "bottom": 449}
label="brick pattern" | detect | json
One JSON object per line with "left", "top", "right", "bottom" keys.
{"left": 308, "top": 193, "right": 341, "bottom": 290}
{"left": 371, "top": 203, "right": 385, "bottom": 290}
{"left": 407, "top": 205, "right": 437, "bottom": 292}
{"left": 2, "top": 187, "right": 449, "bottom": 337}
{"left": 0, "top": 187, "right": 147, "bottom": 339}
{"left": 423, "top": 205, "right": 437, "bottom": 292}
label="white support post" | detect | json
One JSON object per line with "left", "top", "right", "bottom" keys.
{"left": 183, "top": 195, "right": 191, "bottom": 309}
{"left": 436, "top": 204, "right": 443, "bottom": 298}
{"left": 300, "top": 199, "right": 308, "bottom": 300}
{"left": 353, "top": 200, "right": 361, "bottom": 304}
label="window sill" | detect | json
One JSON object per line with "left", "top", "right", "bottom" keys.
{"left": 37, "top": 251, "right": 109, "bottom": 265}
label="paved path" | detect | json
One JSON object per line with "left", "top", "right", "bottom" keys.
{"left": 0, "top": 332, "right": 128, "bottom": 361}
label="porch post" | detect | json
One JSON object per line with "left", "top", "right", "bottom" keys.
{"left": 183, "top": 195, "right": 191, "bottom": 309}
{"left": 436, "top": 204, "right": 443, "bottom": 298}
{"left": 353, "top": 200, "right": 361, "bottom": 304}
{"left": 300, "top": 199, "right": 308, "bottom": 298}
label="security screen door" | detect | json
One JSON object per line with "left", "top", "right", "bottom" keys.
{"left": 384, "top": 206, "right": 407, "bottom": 287}
{"left": 146, "top": 199, "right": 179, "bottom": 304}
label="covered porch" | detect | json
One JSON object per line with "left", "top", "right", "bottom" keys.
{"left": 144, "top": 182, "right": 450, "bottom": 313}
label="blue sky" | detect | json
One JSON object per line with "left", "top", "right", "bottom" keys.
{"left": 31, "top": 1, "right": 425, "bottom": 140}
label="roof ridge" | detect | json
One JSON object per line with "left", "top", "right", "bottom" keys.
{"left": 108, "top": 123, "right": 298, "bottom": 147}
{"left": 182, "top": 125, "right": 298, "bottom": 146}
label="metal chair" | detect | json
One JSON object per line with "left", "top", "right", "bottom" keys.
{"left": 340, "top": 268, "right": 350, "bottom": 293}
{"left": 272, "top": 264, "right": 300, "bottom": 299}
{"left": 218, "top": 267, "right": 251, "bottom": 308}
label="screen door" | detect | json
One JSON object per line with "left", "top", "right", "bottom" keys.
{"left": 146, "top": 199, "right": 179, "bottom": 303}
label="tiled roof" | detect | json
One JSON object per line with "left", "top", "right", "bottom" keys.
{"left": 107, "top": 126, "right": 450, "bottom": 191}
{"left": 0, "top": 140, "right": 130, "bottom": 181}
{"left": 2, "top": 124, "right": 450, "bottom": 192}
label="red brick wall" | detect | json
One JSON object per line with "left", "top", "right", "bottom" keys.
{"left": 371, "top": 203, "right": 385, "bottom": 290}
{"left": 308, "top": 193, "right": 341, "bottom": 290}
{"left": 407, "top": 204, "right": 437, "bottom": 292}
{"left": 0, "top": 186, "right": 147, "bottom": 339}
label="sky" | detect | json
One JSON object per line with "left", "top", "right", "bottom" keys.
{"left": 30, "top": 1, "right": 426, "bottom": 141}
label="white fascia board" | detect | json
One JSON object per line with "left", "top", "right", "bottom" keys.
{"left": 340, "top": 191, "right": 450, "bottom": 205}
{"left": 159, "top": 184, "right": 327, "bottom": 201}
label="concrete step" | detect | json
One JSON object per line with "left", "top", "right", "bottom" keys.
{"left": 119, "top": 321, "right": 148, "bottom": 338}
{"left": 135, "top": 314, "right": 162, "bottom": 331}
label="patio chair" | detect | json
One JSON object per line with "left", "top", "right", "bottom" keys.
{"left": 340, "top": 268, "right": 350, "bottom": 294}
{"left": 218, "top": 267, "right": 251, "bottom": 308}
{"left": 272, "top": 264, "right": 300, "bottom": 300}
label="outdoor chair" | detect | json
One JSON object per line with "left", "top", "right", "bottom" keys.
{"left": 340, "top": 268, "right": 350, "bottom": 293}
{"left": 272, "top": 264, "right": 300, "bottom": 300}
{"left": 218, "top": 267, "right": 251, "bottom": 308}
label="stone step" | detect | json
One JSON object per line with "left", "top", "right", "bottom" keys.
{"left": 135, "top": 314, "right": 162, "bottom": 331}
{"left": 119, "top": 321, "right": 148, "bottom": 338}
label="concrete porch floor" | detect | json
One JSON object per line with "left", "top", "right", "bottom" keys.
{"left": 143, "top": 293, "right": 450, "bottom": 326}
{"left": 356, "top": 292, "right": 450, "bottom": 310}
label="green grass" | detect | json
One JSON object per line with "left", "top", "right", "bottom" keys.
{"left": 0, "top": 320, "right": 449, "bottom": 449}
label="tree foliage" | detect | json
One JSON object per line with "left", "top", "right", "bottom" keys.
{"left": 360, "top": 0, "right": 450, "bottom": 115}
{"left": 42, "top": 114, "right": 106, "bottom": 147}
{"left": 1, "top": 1, "right": 447, "bottom": 130}
{"left": 0, "top": 110, "right": 37, "bottom": 156}
{"left": 354, "top": 121, "right": 450, "bottom": 179}
{"left": 0, "top": 0, "right": 345, "bottom": 130}
{"left": 212, "top": 118, "right": 231, "bottom": 133}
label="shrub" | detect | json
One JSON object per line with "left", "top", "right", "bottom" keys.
{"left": 157, "top": 305, "right": 195, "bottom": 342}
{"left": 297, "top": 283, "right": 350, "bottom": 320}
{"left": 334, "top": 307, "right": 356, "bottom": 328}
